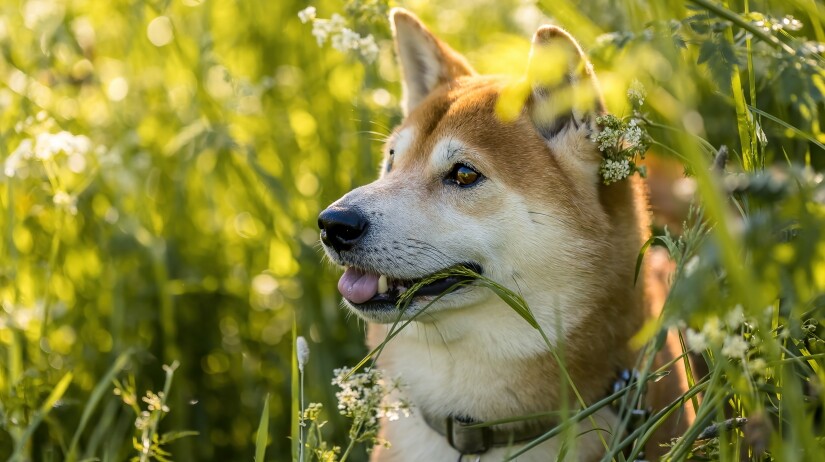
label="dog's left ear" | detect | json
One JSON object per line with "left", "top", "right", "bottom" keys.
{"left": 526, "top": 26, "right": 604, "bottom": 140}
{"left": 391, "top": 8, "right": 476, "bottom": 115}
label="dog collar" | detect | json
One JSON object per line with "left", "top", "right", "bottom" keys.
{"left": 421, "top": 412, "right": 553, "bottom": 456}
{"left": 419, "top": 369, "right": 650, "bottom": 457}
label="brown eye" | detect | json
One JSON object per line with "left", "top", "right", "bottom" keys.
{"left": 448, "top": 164, "right": 482, "bottom": 187}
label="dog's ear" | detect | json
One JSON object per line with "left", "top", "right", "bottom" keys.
{"left": 526, "top": 26, "right": 604, "bottom": 140}
{"left": 391, "top": 8, "right": 475, "bottom": 115}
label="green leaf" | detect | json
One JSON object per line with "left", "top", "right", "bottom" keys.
{"left": 158, "top": 430, "right": 199, "bottom": 445}
{"left": 697, "top": 40, "right": 717, "bottom": 65}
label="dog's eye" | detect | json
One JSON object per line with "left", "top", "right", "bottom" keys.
{"left": 447, "top": 164, "right": 481, "bottom": 187}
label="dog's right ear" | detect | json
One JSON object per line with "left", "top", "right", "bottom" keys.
{"left": 391, "top": 8, "right": 475, "bottom": 115}
{"left": 526, "top": 26, "right": 604, "bottom": 140}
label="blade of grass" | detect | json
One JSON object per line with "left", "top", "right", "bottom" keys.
{"left": 687, "top": 0, "right": 796, "bottom": 55}
{"left": 723, "top": 19, "right": 757, "bottom": 171}
{"left": 344, "top": 278, "right": 477, "bottom": 379}
{"left": 67, "top": 349, "right": 133, "bottom": 461}
{"left": 255, "top": 394, "right": 270, "bottom": 462}
{"left": 634, "top": 236, "right": 658, "bottom": 286}
{"left": 617, "top": 379, "right": 715, "bottom": 461}
{"left": 12, "top": 371, "right": 74, "bottom": 461}
{"left": 676, "top": 331, "right": 700, "bottom": 415}
{"left": 747, "top": 105, "right": 825, "bottom": 152}
{"left": 290, "top": 318, "right": 299, "bottom": 461}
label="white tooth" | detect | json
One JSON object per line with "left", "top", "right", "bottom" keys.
{"left": 378, "top": 275, "right": 388, "bottom": 294}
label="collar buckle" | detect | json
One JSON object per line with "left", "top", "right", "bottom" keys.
{"left": 445, "top": 416, "right": 493, "bottom": 455}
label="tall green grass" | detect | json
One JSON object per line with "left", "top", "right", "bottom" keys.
{"left": 1, "top": 0, "right": 824, "bottom": 460}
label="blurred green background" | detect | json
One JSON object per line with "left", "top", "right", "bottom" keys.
{"left": 1, "top": 0, "right": 823, "bottom": 460}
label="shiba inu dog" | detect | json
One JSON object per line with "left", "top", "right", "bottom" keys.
{"left": 318, "top": 8, "right": 694, "bottom": 461}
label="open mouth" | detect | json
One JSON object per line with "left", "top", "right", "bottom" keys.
{"left": 337, "top": 263, "right": 482, "bottom": 310}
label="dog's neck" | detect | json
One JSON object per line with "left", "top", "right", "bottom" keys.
{"left": 367, "top": 290, "right": 640, "bottom": 423}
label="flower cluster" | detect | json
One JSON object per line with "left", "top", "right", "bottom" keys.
{"left": 682, "top": 305, "right": 782, "bottom": 386}
{"left": 593, "top": 114, "right": 650, "bottom": 184}
{"left": 600, "top": 158, "right": 632, "bottom": 183}
{"left": 299, "top": 7, "right": 380, "bottom": 62}
{"left": 142, "top": 390, "right": 170, "bottom": 413}
{"left": 4, "top": 130, "right": 93, "bottom": 178}
{"left": 332, "top": 367, "right": 411, "bottom": 450}
{"left": 4, "top": 121, "right": 103, "bottom": 216}
{"left": 300, "top": 402, "right": 342, "bottom": 461}
{"left": 686, "top": 306, "right": 756, "bottom": 360}
{"left": 302, "top": 402, "right": 324, "bottom": 423}
{"left": 747, "top": 12, "right": 803, "bottom": 32}
{"left": 627, "top": 79, "right": 647, "bottom": 108}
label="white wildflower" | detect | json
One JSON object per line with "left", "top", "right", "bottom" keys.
{"left": 331, "top": 367, "right": 411, "bottom": 434}
{"left": 329, "top": 13, "right": 346, "bottom": 29}
{"left": 142, "top": 391, "right": 170, "bottom": 413}
{"left": 686, "top": 328, "right": 708, "bottom": 352}
{"left": 782, "top": 15, "right": 803, "bottom": 31}
{"left": 4, "top": 139, "right": 33, "bottom": 177}
{"left": 303, "top": 11, "right": 379, "bottom": 63}
{"left": 53, "top": 191, "right": 78, "bottom": 215}
{"left": 627, "top": 79, "right": 646, "bottom": 107}
{"left": 312, "top": 19, "right": 332, "bottom": 45}
{"left": 377, "top": 399, "right": 411, "bottom": 422}
{"left": 802, "top": 41, "right": 825, "bottom": 55}
{"left": 296, "top": 336, "right": 310, "bottom": 373}
{"left": 34, "top": 131, "right": 92, "bottom": 160}
{"left": 754, "top": 14, "right": 803, "bottom": 33}
{"left": 700, "top": 316, "right": 726, "bottom": 344}
{"left": 297, "top": 6, "right": 316, "bottom": 24}
{"left": 722, "top": 335, "right": 749, "bottom": 359}
{"left": 593, "top": 127, "right": 620, "bottom": 152}
{"left": 359, "top": 34, "right": 380, "bottom": 62}
{"left": 748, "top": 357, "right": 768, "bottom": 377}
{"left": 725, "top": 304, "right": 745, "bottom": 328}
{"left": 623, "top": 119, "right": 643, "bottom": 147}
{"left": 68, "top": 152, "right": 87, "bottom": 173}
{"left": 135, "top": 411, "right": 151, "bottom": 430}
{"left": 336, "top": 386, "right": 361, "bottom": 413}
{"left": 599, "top": 158, "right": 631, "bottom": 184}
{"left": 332, "top": 27, "right": 361, "bottom": 52}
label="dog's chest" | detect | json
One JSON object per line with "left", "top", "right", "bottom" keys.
{"left": 378, "top": 332, "right": 548, "bottom": 420}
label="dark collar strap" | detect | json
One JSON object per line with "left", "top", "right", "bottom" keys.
{"left": 420, "top": 368, "right": 650, "bottom": 456}
{"left": 422, "top": 412, "right": 554, "bottom": 455}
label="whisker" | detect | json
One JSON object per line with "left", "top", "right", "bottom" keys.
{"left": 358, "top": 130, "right": 392, "bottom": 138}
{"left": 368, "top": 119, "right": 393, "bottom": 133}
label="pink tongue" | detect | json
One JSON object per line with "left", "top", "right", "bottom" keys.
{"left": 338, "top": 267, "right": 380, "bottom": 304}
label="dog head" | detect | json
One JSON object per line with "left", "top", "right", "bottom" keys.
{"left": 319, "top": 9, "right": 617, "bottom": 328}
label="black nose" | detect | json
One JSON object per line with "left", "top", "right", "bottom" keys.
{"left": 318, "top": 207, "right": 368, "bottom": 252}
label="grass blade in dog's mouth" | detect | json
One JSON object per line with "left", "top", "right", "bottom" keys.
{"left": 337, "top": 263, "right": 482, "bottom": 309}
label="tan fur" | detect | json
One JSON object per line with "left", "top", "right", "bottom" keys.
{"left": 322, "top": 9, "right": 693, "bottom": 461}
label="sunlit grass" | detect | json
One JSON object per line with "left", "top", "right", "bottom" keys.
{"left": 2, "top": 0, "right": 825, "bottom": 460}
